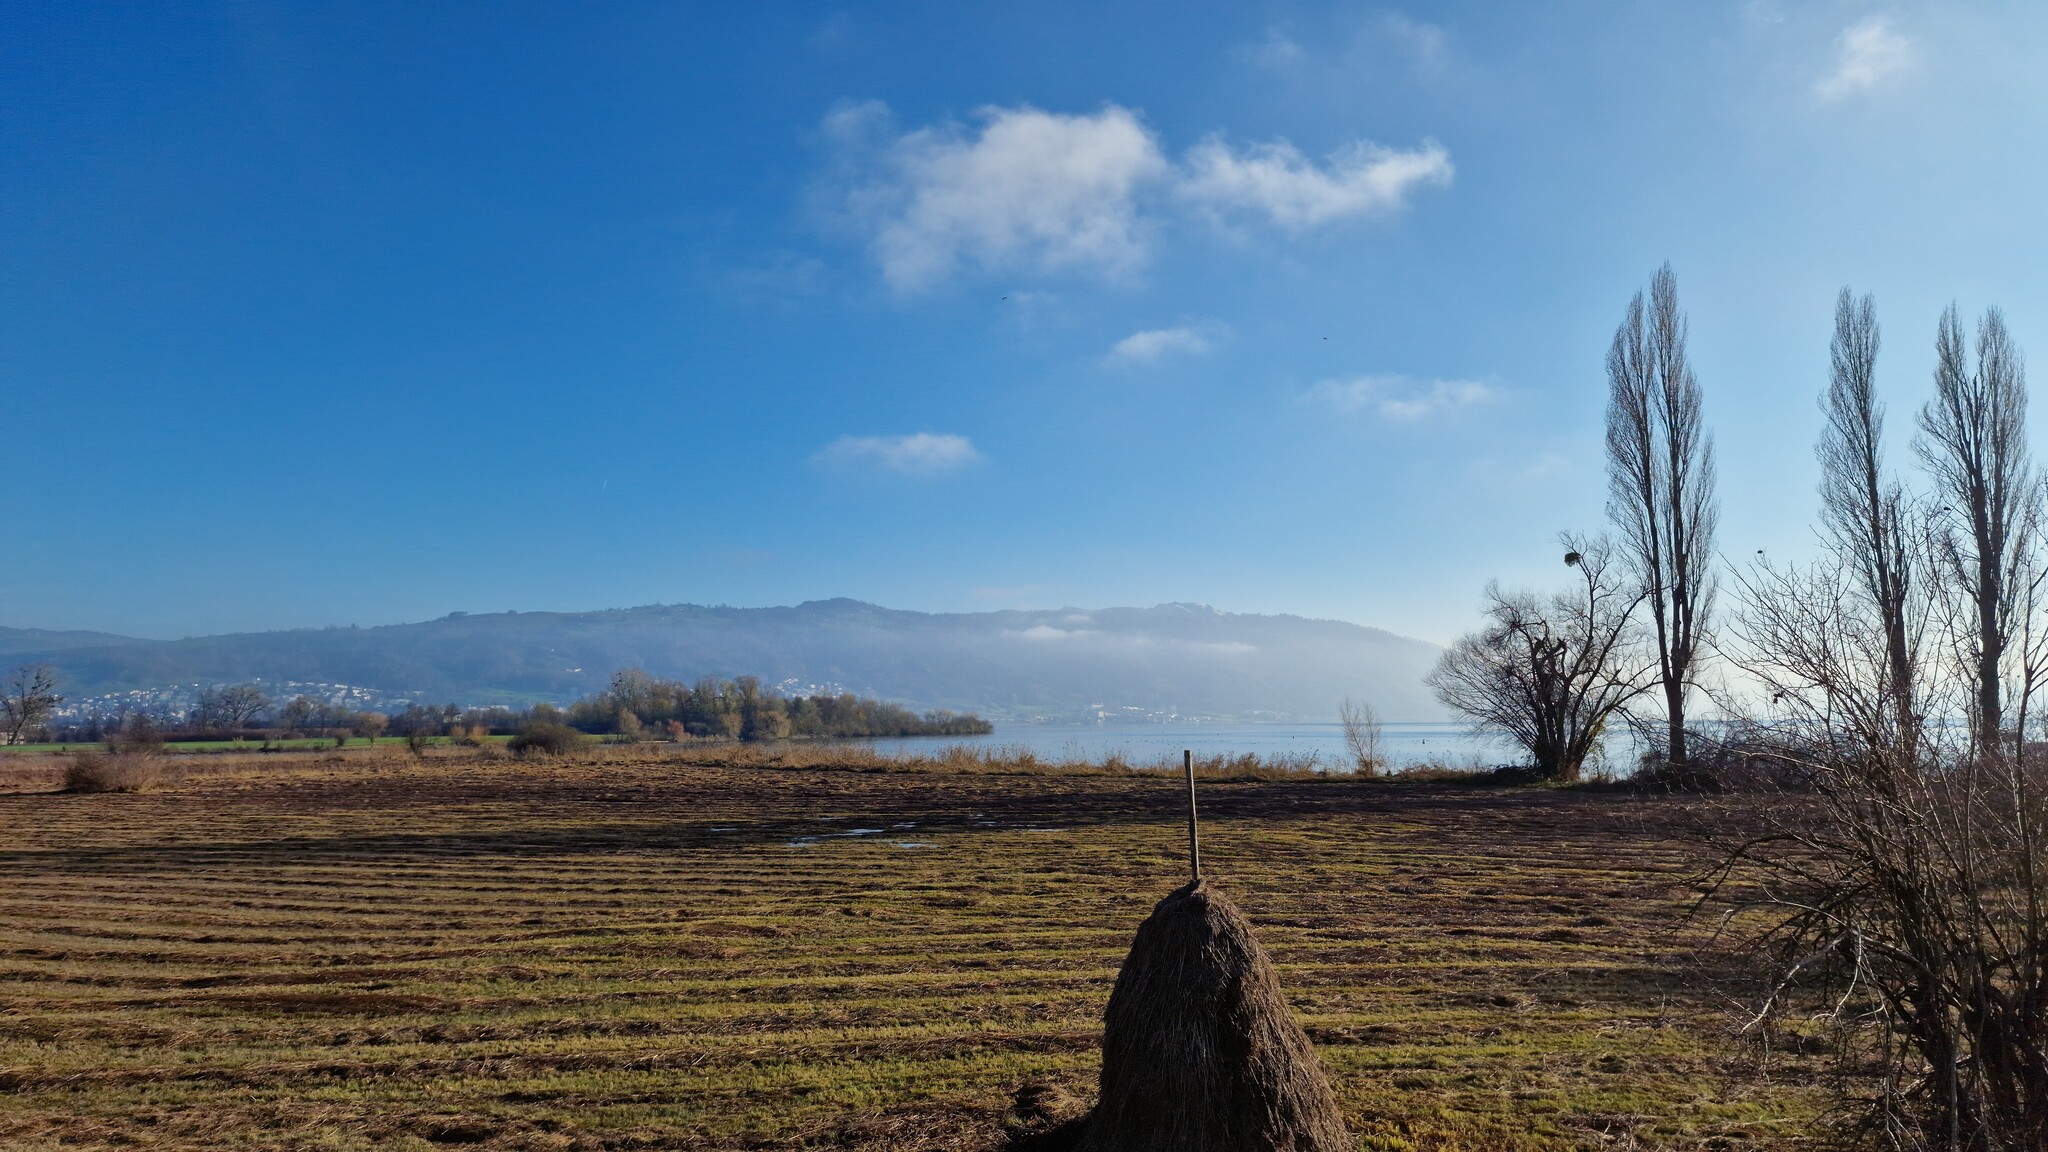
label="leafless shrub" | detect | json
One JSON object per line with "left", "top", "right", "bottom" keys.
{"left": 1338, "top": 697, "right": 1384, "bottom": 776}
{"left": 509, "top": 720, "right": 582, "bottom": 756}
{"left": 64, "top": 752, "right": 166, "bottom": 794}
{"left": 104, "top": 714, "right": 166, "bottom": 756}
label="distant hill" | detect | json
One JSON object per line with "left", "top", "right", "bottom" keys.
{"left": 0, "top": 600, "right": 1447, "bottom": 721}
{"left": 0, "top": 626, "right": 141, "bottom": 657}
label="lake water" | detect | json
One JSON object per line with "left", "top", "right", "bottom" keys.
{"left": 856, "top": 720, "right": 1514, "bottom": 771}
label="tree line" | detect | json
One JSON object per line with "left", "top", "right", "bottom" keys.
{"left": 561, "top": 669, "right": 992, "bottom": 740}
{"left": 9, "top": 668, "right": 989, "bottom": 746}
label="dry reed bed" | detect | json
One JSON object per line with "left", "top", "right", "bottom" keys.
{"left": 0, "top": 749, "right": 1824, "bottom": 1150}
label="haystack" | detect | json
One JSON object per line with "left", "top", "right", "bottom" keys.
{"left": 1076, "top": 879, "right": 1349, "bottom": 1152}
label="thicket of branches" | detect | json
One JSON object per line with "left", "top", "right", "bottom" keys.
{"left": 1707, "top": 291, "right": 2048, "bottom": 1150}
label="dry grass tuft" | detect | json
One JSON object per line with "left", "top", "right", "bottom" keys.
{"left": 61, "top": 752, "right": 166, "bottom": 794}
{"left": 1079, "top": 879, "right": 1349, "bottom": 1152}
{"left": 1002, "top": 1081, "right": 1088, "bottom": 1150}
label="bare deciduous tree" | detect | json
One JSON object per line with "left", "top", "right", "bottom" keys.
{"left": 1916, "top": 304, "right": 2040, "bottom": 746}
{"left": 1607, "top": 262, "right": 1719, "bottom": 768}
{"left": 1819, "top": 287, "right": 1920, "bottom": 751}
{"left": 351, "top": 710, "right": 389, "bottom": 744}
{"left": 392, "top": 704, "right": 442, "bottom": 757}
{"left": 1428, "top": 536, "right": 1651, "bottom": 782}
{"left": 1337, "top": 697, "right": 1384, "bottom": 776}
{"left": 278, "top": 695, "right": 318, "bottom": 735}
{"left": 191, "top": 683, "right": 270, "bottom": 730}
{"left": 2, "top": 665, "right": 61, "bottom": 745}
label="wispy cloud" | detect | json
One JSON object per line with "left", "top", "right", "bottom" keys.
{"left": 1246, "top": 13, "right": 1451, "bottom": 80}
{"left": 816, "top": 432, "right": 984, "bottom": 475}
{"left": 1248, "top": 26, "right": 1307, "bottom": 71}
{"left": 1816, "top": 17, "right": 1913, "bottom": 100}
{"left": 826, "top": 102, "right": 1451, "bottom": 289}
{"left": 1105, "top": 325, "right": 1214, "bottom": 365}
{"left": 1306, "top": 375, "right": 1494, "bottom": 421}
{"left": 1006, "top": 624, "right": 1101, "bottom": 641}
{"left": 1378, "top": 14, "right": 1448, "bottom": 73}
{"left": 1179, "top": 137, "right": 1451, "bottom": 230}
{"left": 1471, "top": 451, "right": 1572, "bottom": 485}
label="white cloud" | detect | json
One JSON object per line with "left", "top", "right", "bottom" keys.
{"left": 820, "top": 98, "right": 896, "bottom": 154}
{"left": 1106, "top": 326, "right": 1213, "bottom": 365}
{"left": 839, "top": 104, "right": 1168, "bottom": 291}
{"left": 816, "top": 432, "right": 983, "bottom": 475}
{"left": 1180, "top": 136, "right": 1452, "bottom": 229}
{"left": 1816, "top": 17, "right": 1913, "bottom": 100}
{"left": 1307, "top": 375, "right": 1494, "bottom": 421}
{"left": 828, "top": 102, "right": 1452, "bottom": 288}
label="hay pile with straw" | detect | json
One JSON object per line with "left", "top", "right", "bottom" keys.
{"left": 1077, "top": 879, "right": 1349, "bottom": 1152}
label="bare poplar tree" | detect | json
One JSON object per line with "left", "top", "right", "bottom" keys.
{"left": 1606, "top": 263, "right": 1719, "bottom": 768}
{"left": 1818, "top": 288, "right": 1918, "bottom": 750}
{"left": 1916, "top": 304, "right": 2040, "bottom": 745}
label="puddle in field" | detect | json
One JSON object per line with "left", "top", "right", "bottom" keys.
{"left": 780, "top": 820, "right": 1061, "bottom": 846}
{"left": 786, "top": 826, "right": 919, "bottom": 847}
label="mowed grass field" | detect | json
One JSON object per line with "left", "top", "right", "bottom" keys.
{"left": 0, "top": 749, "right": 1828, "bottom": 1151}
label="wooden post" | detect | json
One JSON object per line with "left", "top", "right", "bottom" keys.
{"left": 1184, "top": 748, "right": 1200, "bottom": 883}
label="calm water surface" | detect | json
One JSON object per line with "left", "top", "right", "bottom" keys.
{"left": 856, "top": 721, "right": 1512, "bottom": 771}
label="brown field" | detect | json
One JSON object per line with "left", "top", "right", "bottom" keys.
{"left": 0, "top": 747, "right": 1828, "bottom": 1151}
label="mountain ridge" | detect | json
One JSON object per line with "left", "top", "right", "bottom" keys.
{"left": 0, "top": 600, "right": 1446, "bottom": 721}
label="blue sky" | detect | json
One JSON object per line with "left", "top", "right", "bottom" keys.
{"left": 5, "top": 2, "right": 2046, "bottom": 644}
